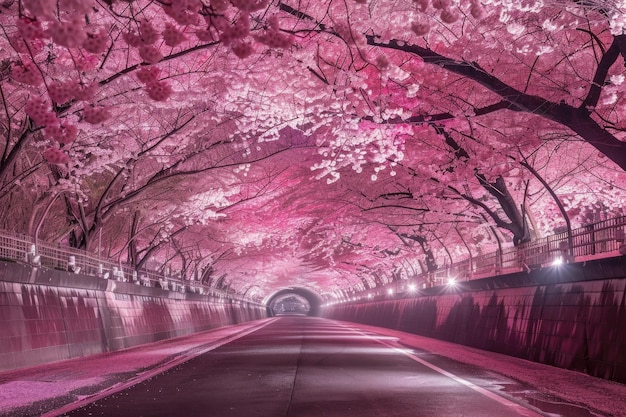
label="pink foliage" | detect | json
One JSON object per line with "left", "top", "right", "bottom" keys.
{"left": 22, "top": 0, "right": 56, "bottom": 20}
{"left": 145, "top": 81, "right": 173, "bottom": 101}
{"left": 48, "top": 81, "right": 75, "bottom": 105}
{"left": 440, "top": 9, "right": 458, "bottom": 24}
{"left": 163, "top": 4, "right": 200, "bottom": 26}
{"left": 163, "top": 23, "right": 187, "bottom": 48}
{"left": 415, "top": 0, "right": 429, "bottom": 13}
{"left": 219, "top": 14, "right": 250, "bottom": 46}
{"left": 123, "top": 31, "right": 143, "bottom": 48}
{"left": 196, "top": 28, "right": 217, "bottom": 42}
{"left": 1, "top": 0, "right": 626, "bottom": 297}
{"left": 470, "top": 1, "right": 484, "bottom": 19}
{"left": 138, "top": 20, "right": 160, "bottom": 45}
{"left": 138, "top": 45, "right": 164, "bottom": 64}
{"left": 73, "top": 83, "right": 98, "bottom": 102}
{"left": 231, "top": 0, "right": 270, "bottom": 13}
{"left": 431, "top": 0, "right": 449, "bottom": 9}
{"left": 254, "top": 24, "right": 293, "bottom": 49}
{"left": 45, "top": 122, "right": 78, "bottom": 145}
{"left": 231, "top": 40, "right": 255, "bottom": 59}
{"left": 411, "top": 22, "right": 430, "bottom": 36}
{"left": 82, "top": 29, "right": 109, "bottom": 54}
{"left": 16, "top": 18, "right": 45, "bottom": 40}
{"left": 43, "top": 147, "right": 70, "bottom": 164}
{"left": 82, "top": 105, "right": 111, "bottom": 124}
{"left": 25, "top": 97, "right": 57, "bottom": 127}
{"left": 11, "top": 62, "right": 42, "bottom": 86}
{"left": 47, "top": 18, "right": 87, "bottom": 48}
{"left": 136, "top": 66, "right": 161, "bottom": 84}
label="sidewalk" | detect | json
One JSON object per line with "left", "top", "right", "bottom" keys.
{"left": 0, "top": 319, "right": 276, "bottom": 417}
{"left": 344, "top": 321, "right": 626, "bottom": 417}
{"left": 1, "top": 318, "right": 625, "bottom": 417}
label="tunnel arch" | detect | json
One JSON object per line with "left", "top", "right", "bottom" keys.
{"left": 265, "top": 287, "right": 324, "bottom": 317}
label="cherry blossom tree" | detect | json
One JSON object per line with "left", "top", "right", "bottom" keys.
{"left": 1, "top": 0, "right": 626, "bottom": 298}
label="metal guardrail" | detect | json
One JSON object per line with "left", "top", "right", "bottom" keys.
{"left": 344, "top": 216, "right": 626, "bottom": 300}
{"left": 3, "top": 217, "right": 625, "bottom": 304}
{"left": 0, "top": 229, "right": 247, "bottom": 302}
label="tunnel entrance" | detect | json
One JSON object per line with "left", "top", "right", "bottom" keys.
{"left": 265, "top": 287, "right": 324, "bottom": 317}
{"left": 269, "top": 294, "right": 311, "bottom": 316}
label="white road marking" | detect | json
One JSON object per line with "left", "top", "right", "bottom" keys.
{"left": 341, "top": 323, "right": 544, "bottom": 417}
{"left": 43, "top": 318, "right": 279, "bottom": 417}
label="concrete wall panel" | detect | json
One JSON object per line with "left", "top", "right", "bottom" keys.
{"left": 324, "top": 261, "right": 626, "bottom": 383}
{"left": 0, "top": 262, "right": 266, "bottom": 372}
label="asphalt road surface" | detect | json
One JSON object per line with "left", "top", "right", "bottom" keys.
{"left": 58, "top": 317, "right": 562, "bottom": 416}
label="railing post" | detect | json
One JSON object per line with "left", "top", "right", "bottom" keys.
{"left": 5, "top": 216, "right": 626, "bottom": 300}
{"left": 68, "top": 255, "right": 80, "bottom": 273}
{"left": 27, "top": 244, "right": 41, "bottom": 266}
{"left": 495, "top": 249, "right": 501, "bottom": 274}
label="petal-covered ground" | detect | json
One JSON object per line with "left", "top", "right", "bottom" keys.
{"left": 0, "top": 318, "right": 624, "bottom": 417}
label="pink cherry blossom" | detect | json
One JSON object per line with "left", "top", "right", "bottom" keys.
{"left": 43, "top": 147, "right": 70, "bottom": 164}
{"left": 0, "top": 0, "right": 625, "bottom": 299}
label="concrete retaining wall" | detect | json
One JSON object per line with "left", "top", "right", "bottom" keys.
{"left": 323, "top": 259, "right": 626, "bottom": 383}
{"left": 0, "top": 262, "right": 266, "bottom": 372}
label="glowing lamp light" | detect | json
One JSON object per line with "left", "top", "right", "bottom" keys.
{"left": 408, "top": 284, "right": 417, "bottom": 292}
{"left": 447, "top": 278, "right": 457, "bottom": 287}
{"left": 552, "top": 257, "right": 564, "bottom": 266}
{"left": 387, "top": 288, "right": 394, "bottom": 295}
{"left": 367, "top": 294, "right": 373, "bottom": 299}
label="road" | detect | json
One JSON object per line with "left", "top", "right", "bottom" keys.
{"left": 55, "top": 316, "right": 573, "bottom": 416}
